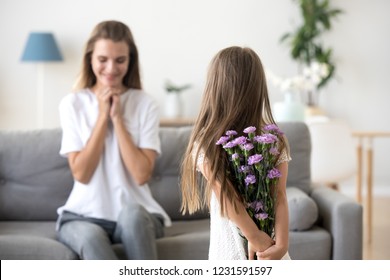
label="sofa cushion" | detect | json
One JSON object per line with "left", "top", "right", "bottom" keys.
{"left": 0, "top": 129, "right": 73, "bottom": 221}
{"left": 150, "top": 126, "right": 209, "bottom": 220}
{"left": 287, "top": 187, "right": 318, "bottom": 231}
{"left": 113, "top": 219, "right": 210, "bottom": 260}
{"left": 288, "top": 226, "right": 331, "bottom": 260}
{"left": 279, "top": 122, "right": 311, "bottom": 194}
{"left": 0, "top": 235, "right": 77, "bottom": 260}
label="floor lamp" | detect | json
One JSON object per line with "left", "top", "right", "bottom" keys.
{"left": 21, "top": 32, "right": 63, "bottom": 128}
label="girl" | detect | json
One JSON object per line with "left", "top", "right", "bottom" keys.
{"left": 56, "top": 20, "right": 171, "bottom": 259}
{"left": 181, "top": 47, "right": 290, "bottom": 260}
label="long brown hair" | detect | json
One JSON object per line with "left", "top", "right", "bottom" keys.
{"left": 181, "top": 46, "right": 288, "bottom": 216}
{"left": 73, "top": 20, "right": 142, "bottom": 90}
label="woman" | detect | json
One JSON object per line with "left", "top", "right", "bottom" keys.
{"left": 56, "top": 20, "right": 171, "bottom": 260}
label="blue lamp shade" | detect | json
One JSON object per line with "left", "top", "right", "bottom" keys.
{"left": 21, "top": 32, "right": 63, "bottom": 62}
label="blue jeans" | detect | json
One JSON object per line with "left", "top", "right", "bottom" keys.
{"left": 57, "top": 204, "right": 164, "bottom": 260}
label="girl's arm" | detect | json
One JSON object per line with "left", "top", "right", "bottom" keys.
{"left": 256, "top": 161, "right": 290, "bottom": 260}
{"left": 198, "top": 162, "right": 274, "bottom": 260}
{"left": 111, "top": 94, "right": 157, "bottom": 185}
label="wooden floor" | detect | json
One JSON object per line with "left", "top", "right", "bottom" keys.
{"left": 362, "top": 196, "right": 390, "bottom": 260}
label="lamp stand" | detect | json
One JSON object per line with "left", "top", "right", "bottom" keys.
{"left": 36, "top": 63, "right": 44, "bottom": 128}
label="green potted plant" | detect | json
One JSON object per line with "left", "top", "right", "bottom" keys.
{"left": 280, "top": 0, "right": 343, "bottom": 106}
{"left": 164, "top": 80, "right": 191, "bottom": 94}
{"left": 163, "top": 80, "right": 191, "bottom": 118}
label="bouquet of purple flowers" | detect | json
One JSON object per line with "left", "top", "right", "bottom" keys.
{"left": 216, "top": 124, "right": 283, "bottom": 239}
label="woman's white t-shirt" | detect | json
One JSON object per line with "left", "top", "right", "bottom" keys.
{"left": 57, "top": 88, "right": 171, "bottom": 227}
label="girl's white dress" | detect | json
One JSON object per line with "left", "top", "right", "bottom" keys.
{"left": 196, "top": 147, "right": 291, "bottom": 260}
{"left": 208, "top": 192, "right": 291, "bottom": 260}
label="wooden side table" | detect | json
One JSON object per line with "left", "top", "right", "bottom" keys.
{"left": 160, "top": 117, "right": 195, "bottom": 127}
{"left": 352, "top": 131, "right": 390, "bottom": 243}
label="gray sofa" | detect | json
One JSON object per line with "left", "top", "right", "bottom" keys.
{"left": 0, "top": 122, "right": 362, "bottom": 260}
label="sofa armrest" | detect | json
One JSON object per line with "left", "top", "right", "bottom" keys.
{"left": 310, "top": 186, "right": 363, "bottom": 259}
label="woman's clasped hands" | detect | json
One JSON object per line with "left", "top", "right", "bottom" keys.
{"left": 95, "top": 87, "right": 124, "bottom": 121}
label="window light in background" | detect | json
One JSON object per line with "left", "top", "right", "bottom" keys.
{"left": 21, "top": 32, "right": 63, "bottom": 128}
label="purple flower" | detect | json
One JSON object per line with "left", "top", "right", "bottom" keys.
{"left": 253, "top": 135, "right": 262, "bottom": 143}
{"left": 267, "top": 167, "right": 281, "bottom": 179}
{"left": 239, "top": 165, "right": 252, "bottom": 174}
{"left": 263, "top": 124, "right": 279, "bottom": 131}
{"left": 223, "top": 141, "right": 237, "bottom": 149}
{"left": 250, "top": 200, "right": 264, "bottom": 212}
{"left": 263, "top": 124, "right": 283, "bottom": 135}
{"left": 245, "top": 174, "right": 256, "bottom": 186}
{"left": 254, "top": 133, "right": 278, "bottom": 144}
{"left": 243, "top": 126, "right": 256, "bottom": 134}
{"left": 233, "top": 136, "right": 247, "bottom": 145}
{"left": 216, "top": 136, "right": 230, "bottom": 145}
{"left": 226, "top": 130, "right": 238, "bottom": 136}
{"left": 242, "top": 143, "right": 254, "bottom": 151}
{"left": 255, "top": 213, "right": 268, "bottom": 220}
{"left": 248, "top": 154, "right": 263, "bottom": 165}
{"left": 269, "top": 147, "right": 280, "bottom": 156}
{"left": 216, "top": 126, "right": 282, "bottom": 238}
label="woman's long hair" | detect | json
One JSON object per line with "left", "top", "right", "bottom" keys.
{"left": 181, "top": 46, "right": 288, "bottom": 216}
{"left": 73, "top": 20, "right": 142, "bottom": 90}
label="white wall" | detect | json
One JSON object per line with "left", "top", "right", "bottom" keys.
{"left": 1, "top": 0, "right": 389, "bottom": 185}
